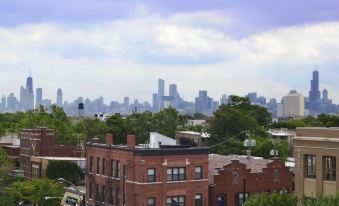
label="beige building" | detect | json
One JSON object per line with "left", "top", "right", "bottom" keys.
{"left": 294, "top": 127, "right": 339, "bottom": 198}
{"left": 283, "top": 90, "right": 304, "bottom": 118}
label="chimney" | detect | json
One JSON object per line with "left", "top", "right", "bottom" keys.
{"left": 106, "top": 133, "right": 113, "bottom": 145}
{"left": 127, "top": 135, "right": 136, "bottom": 148}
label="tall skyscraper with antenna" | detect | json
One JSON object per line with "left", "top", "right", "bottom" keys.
{"left": 26, "top": 76, "right": 34, "bottom": 109}
{"left": 57, "top": 88, "right": 63, "bottom": 107}
{"left": 308, "top": 68, "right": 321, "bottom": 113}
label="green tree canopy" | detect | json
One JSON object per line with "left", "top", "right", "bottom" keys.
{"left": 45, "top": 160, "right": 83, "bottom": 185}
{"left": 207, "top": 95, "right": 272, "bottom": 155}
{"left": 5, "top": 179, "right": 63, "bottom": 206}
{"left": 244, "top": 194, "right": 298, "bottom": 206}
{"left": 0, "top": 147, "right": 11, "bottom": 187}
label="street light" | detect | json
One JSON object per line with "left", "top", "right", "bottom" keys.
{"left": 243, "top": 132, "right": 256, "bottom": 158}
{"left": 58, "top": 178, "right": 84, "bottom": 206}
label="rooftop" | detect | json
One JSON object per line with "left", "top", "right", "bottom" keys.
{"left": 209, "top": 154, "right": 273, "bottom": 184}
{"left": 87, "top": 142, "right": 210, "bottom": 156}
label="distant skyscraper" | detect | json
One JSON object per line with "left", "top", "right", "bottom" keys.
{"left": 220, "top": 94, "right": 228, "bottom": 105}
{"left": 57, "top": 88, "right": 63, "bottom": 107}
{"left": 0, "top": 95, "right": 6, "bottom": 112}
{"left": 7, "top": 93, "right": 17, "bottom": 112}
{"left": 283, "top": 90, "right": 305, "bottom": 118}
{"left": 152, "top": 93, "right": 159, "bottom": 112}
{"left": 123, "top": 97, "right": 129, "bottom": 108}
{"left": 26, "top": 76, "right": 34, "bottom": 109}
{"left": 20, "top": 86, "right": 27, "bottom": 110}
{"left": 309, "top": 70, "right": 321, "bottom": 113}
{"left": 195, "top": 90, "right": 209, "bottom": 113}
{"left": 169, "top": 84, "right": 178, "bottom": 97}
{"left": 322, "top": 89, "right": 328, "bottom": 101}
{"left": 36, "top": 88, "right": 42, "bottom": 108}
{"left": 158, "top": 79, "right": 165, "bottom": 110}
{"left": 247, "top": 92, "right": 258, "bottom": 103}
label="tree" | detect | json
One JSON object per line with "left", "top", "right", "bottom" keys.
{"left": 0, "top": 147, "right": 11, "bottom": 187}
{"left": 106, "top": 114, "right": 128, "bottom": 144}
{"left": 46, "top": 160, "right": 83, "bottom": 185}
{"left": 126, "top": 111, "right": 154, "bottom": 144}
{"left": 6, "top": 179, "right": 63, "bottom": 206}
{"left": 302, "top": 194, "right": 339, "bottom": 206}
{"left": 152, "top": 107, "right": 179, "bottom": 138}
{"left": 244, "top": 193, "right": 298, "bottom": 206}
{"left": 207, "top": 95, "right": 272, "bottom": 155}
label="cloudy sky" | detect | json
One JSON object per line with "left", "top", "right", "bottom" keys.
{"left": 1, "top": 0, "right": 339, "bottom": 103}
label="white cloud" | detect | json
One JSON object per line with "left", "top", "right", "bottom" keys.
{"left": 0, "top": 12, "right": 339, "bottom": 104}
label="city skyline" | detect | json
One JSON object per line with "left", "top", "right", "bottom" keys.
{"left": 1, "top": 1, "right": 339, "bottom": 103}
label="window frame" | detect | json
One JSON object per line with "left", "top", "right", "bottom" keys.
{"left": 148, "top": 168, "right": 156, "bottom": 182}
{"left": 195, "top": 166, "right": 203, "bottom": 180}
{"left": 167, "top": 167, "right": 186, "bottom": 182}
{"left": 195, "top": 193, "right": 202, "bottom": 206}
{"left": 97, "top": 157, "right": 101, "bottom": 175}
{"left": 147, "top": 197, "right": 156, "bottom": 206}
{"left": 324, "top": 156, "right": 336, "bottom": 181}
{"left": 305, "top": 155, "right": 316, "bottom": 178}
{"left": 89, "top": 156, "right": 93, "bottom": 173}
{"left": 110, "top": 159, "right": 115, "bottom": 177}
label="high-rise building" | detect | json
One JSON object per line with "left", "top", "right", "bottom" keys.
{"left": 220, "top": 94, "right": 228, "bottom": 105}
{"left": 36, "top": 88, "right": 42, "bottom": 108}
{"left": 309, "top": 70, "right": 321, "bottom": 113}
{"left": 169, "top": 84, "right": 178, "bottom": 97}
{"left": 152, "top": 93, "right": 159, "bottom": 112}
{"left": 158, "top": 79, "right": 165, "bottom": 110}
{"left": 322, "top": 89, "right": 328, "bottom": 101}
{"left": 283, "top": 90, "right": 304, "bottom": 118}
{"left": 20, "top": 86, "right": 27, "bottom": 110}
{"left": 195, "top": 90, "right": 209, "bottom": 114}
{"left": 7, "top": 93, "right": 17, "bottom": 112}
{"left": 247, "top": 92, "right": 258, "bottom": 103}
{"left": 123, "top": 97, "right": 129, "bottom": 109}
{"left": 0, "top": 95, "right": 6, "bottom": 112}
{"left": 57, "top": 88, "right": 63, "bottom": 107}
{"left": 26, "top": 76, "right": 34, "bottom": 109}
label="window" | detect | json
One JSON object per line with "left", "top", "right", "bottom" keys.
{"left": 111, "top": 160, "right": 115, "bottom": 177}
{"left": 116, "top": 160, "right": 120, "bottom": 178}
{"left": 167, "top": 167, "right": 185, "bottom": 181}
{"left": 123, "top": 165, "right": 127, "bottom": 177}
{"left": 147, "top": 197, "right": 156, "bottom": 206}
{"left": 89, "top": 181, "right": 94, "bottom": 199}
{"left": 195, "top": 194, "right": 202, "bottom": 206}
{"left": 97, "top": 157, "right": 101, "bottom": 174}
{"left": 116, "top": 188, "right": 120, "bottom": 206}
{"left": 102, "top": 158, "right": 106, "bottom": 176}
{"left": 102, "top": 185, "right": 106, "bottom": 202}
{"left": 305, "top": 155, "right": 316, "bottom": 178}
{"left": 96, "top": 184, "right": 101, "bottom": 202}
{"left": 195, "top": 166, "right": 202, "bottom": 180}
{"left": 148, "top": 168, "right": 156, "bottom": 182}
{"left": 166, "top": 196, "right": 185, "bottom": 206}
{"left": 217, "top": 194, "right": 226, "bottom": 206}
{"left": 234, "top": 193, "right": 248, "bottom": 206}
{"left": 89, "top": 156, "right": 93, "bottom": 173}
{"left": 324, "top": 156, "right": 336, "bottom": 181}
{"left": 110, "top": 188, "right": 115, "bottom": 205}
{"left": 274, "top": 169, "right": 280, "bottom": 182}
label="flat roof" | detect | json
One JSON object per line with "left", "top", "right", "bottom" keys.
{"left": 34, "top": 157, "right": 86, "bottom": 161}
{"left": 87, "top": 142, "right": 210, "bottom": 156}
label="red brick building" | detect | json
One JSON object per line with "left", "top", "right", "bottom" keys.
{"left": 209, "top": 154, "right": 294, "bottom": 206}
{"left": 86, "top": 134, "right": 209, "bottom": 206}
{"left": 19, "top": 128, "right": 82, "bottom": 179}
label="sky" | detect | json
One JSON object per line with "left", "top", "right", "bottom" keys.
{"left": 1, "top": 0, "right": 339, "bottom": 103}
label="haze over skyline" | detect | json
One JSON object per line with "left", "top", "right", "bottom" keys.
{"left": 1, "top": 0, "right": 339, "bottom": 103}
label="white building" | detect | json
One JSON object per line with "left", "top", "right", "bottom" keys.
{"left": 282, "top": 90, "right": 304, "bottom": 118}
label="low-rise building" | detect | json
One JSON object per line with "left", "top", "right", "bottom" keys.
{"left": 209, "top": 154, "right": 294, "bottom": 206}
{"left": 19, "top": 128, "right": 83, "bottom": 179}
{"left": 175, "top": 131, "right": 210, "bottom": 147}
{"left": 294, "top": 127, "right": 339, "bottom": 198}
{"left": 85, "top": 133, "right": 210, "bottom": 206}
